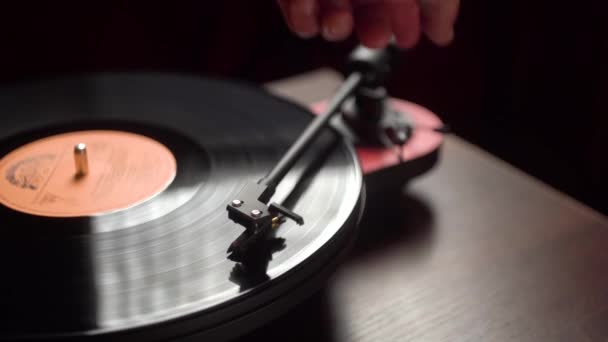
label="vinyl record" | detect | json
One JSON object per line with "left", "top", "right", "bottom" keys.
{"left": 0, "top": 74, "right": 363, "bottom": 341}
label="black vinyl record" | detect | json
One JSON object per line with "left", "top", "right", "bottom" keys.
{"left": 0, "top": 74, "right": 363, "bottom": 341}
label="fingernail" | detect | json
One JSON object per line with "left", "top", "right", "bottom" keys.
{"left": 446, "top": 29, "right": 455, "bottom": 42}
{"left": 322, "top": 12, "right": 352, "bottom": 41}
{"left": 322, "top": 25, "right": 337, "bottom": 41}
{"left": 290, "top": 0, "right": 319, "bottom": 38}
{"left": 437, "top": 29, "right": 455, "bottom": 46}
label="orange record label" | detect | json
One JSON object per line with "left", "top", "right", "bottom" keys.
{"left": 0, "top": 130, "right": 177, "bottom": 217}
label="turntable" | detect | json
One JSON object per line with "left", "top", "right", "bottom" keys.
{"left": 0, "top": 45, "right": 444, "bottom": 341}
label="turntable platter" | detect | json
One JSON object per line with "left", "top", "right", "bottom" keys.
{"left": 0, "top": 74, "right": 363, "bottom": 341}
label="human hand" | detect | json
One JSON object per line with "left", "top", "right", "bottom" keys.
{"left": 276, "top": 0, "right": 460, "bottom": 48}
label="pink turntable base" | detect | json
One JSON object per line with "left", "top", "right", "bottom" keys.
{"left": 310, "top": 98, "right": 444, "bottom": 185}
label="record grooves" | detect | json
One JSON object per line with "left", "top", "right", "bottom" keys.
{"left": 0, "top": 74, "right": 363, "bottom": 341}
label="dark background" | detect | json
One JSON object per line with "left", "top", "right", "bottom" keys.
{"left": 0, "top": 1, "right": 605, "bottom": 214}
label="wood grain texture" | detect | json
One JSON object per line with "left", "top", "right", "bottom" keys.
{"left": 245, "top": 71, "right": 608, "bottom": 342}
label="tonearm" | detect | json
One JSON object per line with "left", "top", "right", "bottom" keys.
{"left": 226, "top": 44, "right": 409, "bottom": 259}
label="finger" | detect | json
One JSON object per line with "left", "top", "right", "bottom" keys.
{"left": 386, "top": 0, "right": 421, "bottom": 48}
{"left": 319, "top": 0, "right": 354, "bottom": 41}
{"left": 353, "top": 2, "right": 392, "bottom": 48}
{"left": 276, "top": 0, "right": 294, "bottom": 30}
{"left": 419, "top": 0, "right": 460, "bottom": 46}
{"left": 281, "top": 0, "right": 321, "bottom": 38}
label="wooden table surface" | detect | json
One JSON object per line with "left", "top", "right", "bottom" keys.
{"left": 239, "top": 70, "right": 608, "bottom": 342}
